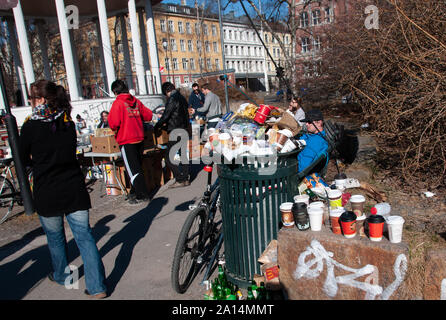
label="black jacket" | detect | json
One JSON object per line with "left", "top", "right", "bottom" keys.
{"left": 20, "top": 117, "right": 91, "bottom": 217}
{"left": 155, "top": 90, "right": 190, "bottom": 134}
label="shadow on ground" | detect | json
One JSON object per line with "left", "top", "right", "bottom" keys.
{"left": 0, "top": 196, "right": 168, "bottom": 299}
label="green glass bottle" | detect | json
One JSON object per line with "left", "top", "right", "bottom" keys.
{"left": 247, "top": 287, "right": 255, "bottom": 300}
{"left": 251, "top": 280, "right": 258, "bottom": 299}
{"left": 257, "top": 282, "right": 266, "bottom": 300}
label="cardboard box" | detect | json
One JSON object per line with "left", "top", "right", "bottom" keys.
{"left": 90, "top": 135, "right": 119, "bottom": 154}
{"left": 144, "top": 127, "right": 155, "bottom": 149}
{"left": 155, "top": 130, "right": 169, "bottom": 145}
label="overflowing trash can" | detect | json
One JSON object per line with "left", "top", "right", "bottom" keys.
{"left": 217, "top": 149, "right": 300, "bottom": 288}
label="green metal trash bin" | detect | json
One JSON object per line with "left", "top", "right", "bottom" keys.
{"left": 217, "top": 150, "right": 300, "bottom": 288}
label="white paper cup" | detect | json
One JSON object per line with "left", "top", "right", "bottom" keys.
{"left": 280, "top": 139, "right": 298, "bottom": 153}
{"left": 328, "top": 189, "right": 343, "bottom": 209}
{"left": 335, "top": 179, "right": 347, "bottom": 190}
{"left": 308, "top": 207, "right": 324, "bottom": 231}
{"left": 308, "top": 201, "right": 325, "bottom": 209}
{"left": 386, "top": 216, "right": 405, "bottom": 243}
{"left": 294, "top": 194, "right": 310, "bottom": 206}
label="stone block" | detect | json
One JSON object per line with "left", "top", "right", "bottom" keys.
{"left": 278, "top": 226, "right": 410, "bottom": 300}
{"left": 423, "top": 249, "right": 446, "bottom": 300}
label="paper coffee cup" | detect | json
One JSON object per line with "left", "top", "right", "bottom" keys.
{"left": 280, "top": 138, "right": 298, "bottom": 153}
{"left": 294, "top": 194, "right": 310, "bottom": 206}
{"left": 386, "top": 215, "right": 405, "bottom": 243}
{"left": 367, "top": 214, "right": 385, "bottom": 242}
{"left": 280, "top": 202, "right": 295, "bottom": 229}
{"left": 219, "top": 133, "right": 231, "bottom": 148}
{"left": 328, "top": 189, "right": 343, "bottom": 209}
{"left": 350, "top": 195, "right": 366, "bottom": 218}
{"left": 329, "top": 208, "right": 345, "bottom": 235}
{"left": 340, "top": 211, "right": 357, "bottom": 238}
{"left": 308, "top": 207, "right": 324, "bottom": 231}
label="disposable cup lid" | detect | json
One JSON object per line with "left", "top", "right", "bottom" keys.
{"left": 219, "top": 133, "right": 231, "bottom": 140}
{"left": 350, "top": 195, "right": 366, "bottom": 203}
{"left": 308, "top": 207, "right": 323, "bottom": 215}
{"left": 294, "top": 194, "right": 309, "bottom": 201}
{"left": 280, "top": 202, "right": 293, "bottom": 211}
{"left": 279, "top": 129, "right": 293, "bottom": 137}
{"left": 329, "top": 208, "right": 345, "bottom": 217}
{"left": 328, "top": 189, "right": 342, "bottom": 198}
{"left": 309, "top": 201, "right": 324, "bottom": 208}
{"left": 386, "top": 215, "right": 405, "bottom": 225}
{"left": 340, "top": 211, "right": 357, "bottom": 222}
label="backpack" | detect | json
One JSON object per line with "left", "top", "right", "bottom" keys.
{"left": 323, "top": 120, "right": 359, "bottom": 165}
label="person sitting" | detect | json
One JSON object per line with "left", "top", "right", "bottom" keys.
{"left": 287, "top": 96, "right": 306, "bottom": 127}
{"left": 75, "top": 114, "right": 86, "bottom": 135}
{"left": 297, "top": 109, "right": 329, "bottom": 173}
{"left": 97, "top": 111, "right": 109, "bottom": 129}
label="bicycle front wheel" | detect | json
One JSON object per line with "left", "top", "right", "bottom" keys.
{"left": 0, "top": 176, "right": 16, "bottom": 224}
{"left": 171, "top": 206, "right": 207, "bottom": 294}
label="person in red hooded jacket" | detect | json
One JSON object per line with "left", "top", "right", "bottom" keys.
{"left": 108, "top": 80, "right": 153, "bottom": 204}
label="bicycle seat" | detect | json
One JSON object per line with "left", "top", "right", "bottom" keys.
{"left": 0, "top": 157, "right": 13, "bottom": 166}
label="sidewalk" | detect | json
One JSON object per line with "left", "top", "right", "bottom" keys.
{"left": 0, "top": 165, "right": 210, "bottom": 300}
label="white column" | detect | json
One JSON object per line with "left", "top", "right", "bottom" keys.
{"left": 145, "top": 0, "right": 162, "bottom": 94}
{"left": 96, "top": 0, "right": 116, "bottom": 96}
{"left": 6, "top": 19, "right": 28, "bottom": 105}
{"left": 36, "top": 20, "right": 52, "bottom": 80}
{"left": 94, "top": 18, "right": 108, "bottom": 91}
{"left": 12, "top": 0, "right": 35, "bottom": 91}
{"left": 119, "top": 14, "right": 134, "bottom": 90}
{"left": 55, "top": 0, "right": 80, "bottom": 101}
{"left": 138, "top": 9, "right": 150, "bottom": 72}
{"left": 69, "top": 29, "right": 83, "bottom": 97}
{"left": 128, "top": 0, "right": 147, "bottom": 95}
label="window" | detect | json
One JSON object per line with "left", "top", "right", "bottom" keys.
{"left": 168, "top": 20, "right": 175, "bottom": 33}
{"left": 300, "top": 12, "right": 309, "bottom": 28}
{"left": 195, "top": 23, "right": 200, "bottom": 35}
{"left": 203, "top": 24, "right": 208, "bottom": 35}
{"left": 199, "top": 58, "right": 204, "bottom": 68}
{"left": 164, "top": 58, "right": 170, "bottom": 70}
{"left": 162, "top": 37, "right": 168, "bottom": 50}
{"left": 312, "top": 10, "right": 321, "bottom": 25}
{"left": 230, "top": 45, "right": 234, "bottom": 56}
{"left": 313, "top": 36, "right": 321, "bottom": 51}
{"left": 301, "top": 37, "right": 310, "bottom": 53}
{"left": 206, "top": 58, "right": 211, "bottom": 69}
{"left": 273, "top": 48, "right": 276, "bottom": 57}
{"left": 228, "top": 30, "right": 232, "bottom": 40}
{"left": 264, "top": 34, "right": 268, "bottom": 43}
{"left": 172, "top": 58, "right": 179, "bottom": 70}
{"left": 178, "top": 21, "right": 184, "bottom": 33}
{"left": 197, "top": 40, "right": 202, "bottom": 52}
{"left": 241, "top": 46, "right": 244, "bottom": 56}
{"left": 277, "top": 48, "right": 280, "bottom": 57}
{"left": 205, "top": 41, "right": 210, "bottom": 53}
{"left": 325, "top": 7, "right": 332, "bottom": 23}
{"left": 186, "top": 22, "right": 191, "bottom": 34}
{"left": 180, "top": 39, "right": 185, "bottom": 52}
{"left": 212, "top": 25, "right": 217, "bottom": 36}
{"left": 160, "top": 19, "right": 166, "bottom": 32}
{"left": 170, "top": 39, "right": 177, "bottom": 51}
{"left": 255, "top": 61, "right": 259, "bottom": 72}
{"left": 184, "top": 8, "right": 191, "bottom": 14}
{"left": 184, "top": 76, "right": 190, "bottom": 84}
{"left": 182, "top": 58, "right": 188, "bottom": 70}
{"left": 236, "top": 46, "right": 239, "bottom": 55}
{"left": 174, "top": 76, "right": 181, "bottom": 87}
{"left": 215, "top": 59, "right": 220, "bottom": 70}
{"left": 224, "top": 45, "right": 228, "bottom": 55}
{"left": 268, "top": 62, "right": 271, "bottom": 71}
{"left": 285, "top": 36, "right": 289, "bottom": 44}
{"left": 187, "top": 40, "right": 193, "bottom": 51}
{"left": 168, "top": 5, "right": 177, "bottom": 13}
{"left": 190, "top": 58, "right": 196, "bottom": 70}
{"left": 213, "top": 42, "right": 218, "bottom": 53}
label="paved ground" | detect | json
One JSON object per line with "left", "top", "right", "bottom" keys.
{"left": 0, "top": 163, "right": 212, "bottom": 300}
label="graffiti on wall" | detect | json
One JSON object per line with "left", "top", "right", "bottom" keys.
{"left": 293, "top": 240, "right": 408, "bottom": 300}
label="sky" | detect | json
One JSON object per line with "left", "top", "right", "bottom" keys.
{"left": 160, "top": 0, "right": 287, "bottom": 19}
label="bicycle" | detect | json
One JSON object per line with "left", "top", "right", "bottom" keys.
{"left": 171, "top": 163, "right": 223, "bottom": 294}
{"left": 0, "top": 157, "right": 33, "bottom": 224}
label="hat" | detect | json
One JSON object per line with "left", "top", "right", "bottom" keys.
{"left": 301, "top": 109, "right": 324, "bottom": 123}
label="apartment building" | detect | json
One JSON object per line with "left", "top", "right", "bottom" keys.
{"left": 153, "top": 3, "right": 223, "bottom": 87}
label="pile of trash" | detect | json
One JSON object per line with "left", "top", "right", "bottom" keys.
{"left": 204, "top": 103, "right": 305, "bottom": 161}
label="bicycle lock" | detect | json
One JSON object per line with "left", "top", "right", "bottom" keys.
{"left": 0, "top": 65, "right": 34, "bottom": 215}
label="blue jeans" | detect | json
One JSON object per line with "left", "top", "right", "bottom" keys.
{"left": 39, "top": 210, "right": 106, "bottom": 295}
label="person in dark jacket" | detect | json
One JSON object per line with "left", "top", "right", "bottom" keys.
{"left": 188, "top": 83, "right": 206, "bottom": 118}
{"left": 108, "top": 79, "right": 153, "bottom": 203}
{"left": 97, "top": 111, "right": 109, "bottom": 128}
{"left": 155, "top": 82, "right": 190, "bottom": 188}
{"left": 19, "top": 80, "right": 107, "bottom": 299}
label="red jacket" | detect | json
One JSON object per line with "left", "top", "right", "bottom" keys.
{"left": 108, "top": 94, "right": 153, "bottom": 145}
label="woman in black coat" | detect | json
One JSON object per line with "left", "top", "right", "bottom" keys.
{"left": 20, "top": 80, "right": 107, "bottom": 298}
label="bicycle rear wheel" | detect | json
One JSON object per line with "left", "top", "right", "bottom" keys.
{"left": 171, "top": 206, "right": 207, "bottom": 294}
{"left": 0, "top": 176, "right": 16, "bottom": 224}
